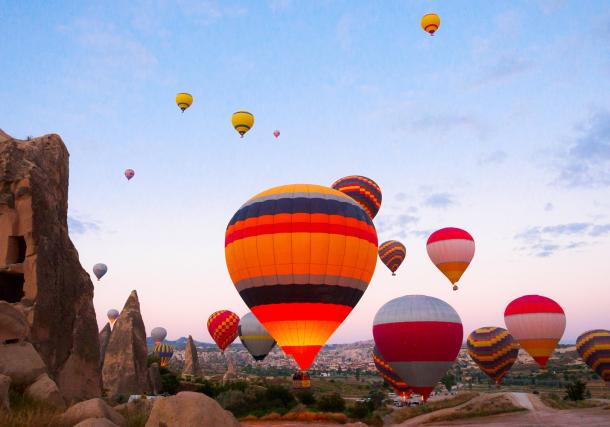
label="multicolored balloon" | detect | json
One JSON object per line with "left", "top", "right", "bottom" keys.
{"left": 378, "top": 240, "right": 406, "bottom": 276}
{"left": 273, "top": 130, "right": 280, "bottom": 138}
{"left": 467, "top": 327, "right": 518, "bottom": 384}
{"left": 426, "top": 227, "right": 475, "bottom": 290}
{"left": 292, "top": 370, "right": 311, "bottom": 389}
{"left": 207, "top": 310, "right": 240, "bottom": 353}
{"left": 331, "top": 175, "right": 382, "bottom": 220}
{"left": 421, "top": 13, "right": 440, "bottom": 35}
{"left": 232, "top": 111, "right": 254, "bottom": 137}
{"left": 124, "top": 169, "right": 135, "bottom": 181}
{"left": 107, "top": 309, "right": 119, "bottom": 328}
{"left": 372, "top": 346, "right": 411, "bottom": 398}
{"left": 238, "top": 312, "right": 276, "bottom": 361}
{"left": 176, "top": 92, "right": 193, "bottom": 112}
{"left": 504, "top": 295, "right": 566, "bottom": 368}
{"left": 225, "top": 184, "right": 377, "bottom": 371}
{"left": 151, "top": 327, "right": 167, "bottom": 345}
{"left": 92, "top": 263, "right": 108, "bottom": 281}
{"left": 576, "top": 330, "right": 610, "bottom": 383}
{"left": 154, "top": 343, "right": 174, "bottom": 368}
{"left": 373, "top": 295, "right": 462, "bottom": 401}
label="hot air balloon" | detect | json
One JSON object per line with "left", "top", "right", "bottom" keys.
{"left": 154, "top": 342, "right": 174, "bottom": 368}
{"left": 273, "top": 130, "right": 280, "bottom": 138}
{"left": 372, "top": 346, "right": 412, "bottom": 398}
{"left": 426, "top": 227, "right": 475, "bottom": 291}
{"left": 467, "top": 327, "right": 518, "bottom": 384}
{"left": 331, "top": 175, "right": 382, "bottom": 219}
{"left": 231, "top": 111, "right": 254, "bottom": 137}
{"left": 292, "top": 371, "right": 311, "bottom": 389}
{"left": 107, "top": 309, "right": 119, "bottom": 328}
{"left": 225, "top": 184, "right": 377, "bottom": 372}
{"left": 151, "top": 327, "right": 167, "bottom": 345}
{"left": 576, "top": 330, "right": 610, "bottom": 383}
{"left": 504, "top": 295, "right": 566, "bottom": 368}
{"left": 373, "top": 295, "right": 463, "bottom": 401}
{"left": 207, "top": 310, "right": 239, "bottom": 353}
{"left": 421, "top": 13, "right": 440, "bottom": 35}
{"left": 124, "top": 169, "right": 135, "bottom": 181}
{"left": 176, "top": 93, "right": 193, "bottom": 112}
{"left": 238, "top": 312, "right": 276, "bottom": 361}
{"left": 378, "top": 240, "right": 406, "bottom": 276}
{"left": 92, "top": 263, "right": 107, "bottom": 281}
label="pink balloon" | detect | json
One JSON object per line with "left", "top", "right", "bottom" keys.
{"left": 124, "top": 169, "right": 135, "bottom": 180}
{"left": 273, "top": 130, "right": 280, "bottom": 138}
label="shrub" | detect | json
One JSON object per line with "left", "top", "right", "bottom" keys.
{"left": 565, "top": 380, "right": 587, "bottom": 401}
{"left": 347, "top": 401, "right": 372, "bottom": 419}
{"left": 296, "top": 390, "right": 316, "bottom": 405}
{"left": 317, "top": 392, "right": 345, "bottom": 412}
{"left": 160, "top": 371, "right": 180, "bottom": 395}
{"left": 265, "top": 385, "right": 296, "bottom": 407}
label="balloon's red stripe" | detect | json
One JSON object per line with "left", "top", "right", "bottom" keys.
{"left": 426, "top": 227, "right": 474, "bottom": 244}
{"left": 504, "top": 295, "right": 564, "bottom": 316}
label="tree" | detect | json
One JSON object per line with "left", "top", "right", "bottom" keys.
{"left": 441, "top": 373, "right": 456, "bottom": 392}
{"left": 296, "top": 390, "right": 316, "bottom": 405}
{"left": 565, "top": 380, "right": 587, "bottom": 401}
{"left": 367, "top": 388, "right": 386, "bottom": 409}
{"left": 317, "top": 392, "right": 345, "bottom": 412}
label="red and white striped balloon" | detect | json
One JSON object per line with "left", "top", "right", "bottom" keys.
{"left": 373, "top": 295, "right": 463, "bottom": 401}
{"left": 426, "top": 227, "right": 475, "bottom": 290}
{"left": 504, "top": 295, "right": 565, "bottom": 368}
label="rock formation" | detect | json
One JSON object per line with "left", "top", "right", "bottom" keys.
{"left": 61, "top": 398, "right": 126, "bottom": 426}
{"left": 182, "top": 335, "right": 200, "bottom": 380}
{"left": 223, "top": 354, "right": 237, "bottom": 384}
{"left": 0, "top": 373, "right": 10, "bottom": 409}
{"left": 0, "top": 130, "right": 101, "bottom": 403}
{"left": 102, "top": 290, "right": 149, "bottom": 397}
{"left": 145, "top": 391, "right": 241, "bottom": 427}
{"left": 99, "top": 323, "right": 111, "bottom": 371}
{"left": 25, "top": 373, "right": 66, "bottom": 409}
{"left": 148, "top": 363, "right": 162, "bottom": 395}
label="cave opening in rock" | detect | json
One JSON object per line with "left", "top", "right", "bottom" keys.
{"left": 0, "top": 271, "right": 24, "bottom": 303}
{"left": 7, "top": 235, "right": 27, "bottom": 264}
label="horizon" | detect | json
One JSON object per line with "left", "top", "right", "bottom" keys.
{"left": 2, "top": 1, "right": 609, "bottom": 346}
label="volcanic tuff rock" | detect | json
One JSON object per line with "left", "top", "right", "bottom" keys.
{"left": 182, "top": 335, "right": 200, "bottom": 378}
{"left": 148, "top": 362, "right": 162, "bottom": 395}
{"left": 0, "top": 341, "right": 46, "bottom": 386}
{"left": 145, "top": 391, "right": 241, "bottom": 427}
{"left": 0, "top": 130, "right": 101, "bottom": 402}
{"left": 25, "top": 373, "right": 66, "bottom": 409}
{"left": 0, "top": 373, "right": 10, "bottom": 409}
{"left": 102, "top": 290, "right": 149, "bottom": 397}
{"left": 61, "top": 398, "right": 126, "bottom": 426}
{"left": 99, "top": 323, "right": 111, "bottom": 371}
{"left": 0, "top": 300, "right": 29, "bottom": 342}
{"left": 74, "top": 419, "right": 120, "bottom": 427}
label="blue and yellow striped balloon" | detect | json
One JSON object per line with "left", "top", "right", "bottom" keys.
{"left": 154, "top": 343, "right": 174, "bottom": 368}
{"left": 467, "top": 327, "right": 518, "bottom": 384}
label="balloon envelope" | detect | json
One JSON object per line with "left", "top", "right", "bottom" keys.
{"left": 124, "top": 169, "right": 135, "bottom": 180}
{"left": 92, "top": 263, "right": 107, "bottom": 281}
{"left": 107, "top": 309, "right": 119, "bottom": 327}
{"left": 426, "top": 227, "right": 475, "bottom": 290}
{"left": 576, "top": 330, "right": 610, "bottom": 383}
{"left": 331, "top": 175, "right": 382, "bottom": 219}
{"left": 421, "top": 13, "right": 440, "bottom": 35}
{"left": 225, "top": 184, "right": 377, "bottom": 370}
{"left": 378, "top": 240, "right": 406, "bottom": 275}
{"left": 151, "top": 327, "right": 167, "bottom": 344}
{"left": 238, "top": 312, "right": 276, "bottom": 361}
{"left": 154, "top": 343, "right": 174, "bottom": 368}
{"left": 207, "top": 310, "right": 239, "bottom": 352}
{"left": 504, "top": 295, "right": 565, "bottom": 368}
{"left": 373, "top": 295, "right": 462, "bottom": 400}
{"left": 372, "top": 346, "right": 411, "bottom": 398}
{"left": 232, "top": 111, "right": 254, "bottom": 137}
{"left": 467, "top": 327, "right": 518, "bottom": 384}
{"left": 273, "top": 130, "right": 280, "bottom": 138}
{"left": 176, "top": 92, "right": 193, "bottom": 112}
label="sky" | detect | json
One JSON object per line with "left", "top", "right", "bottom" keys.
{"left": 1, "top": 0, "right": 609, "bottom": 344}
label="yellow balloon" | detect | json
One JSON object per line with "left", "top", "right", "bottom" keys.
{"left": 176, "top": 93, "right": 193, "bottom": 112}
{"left": 421, "top": 13, "right": 440, "bottom": 35}
{"left": 231, "top": 111, "right": 254, "bottom": 138}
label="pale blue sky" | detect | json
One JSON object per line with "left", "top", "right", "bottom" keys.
{"left": 2, "top": 1, "right": 609, "bottom": 343}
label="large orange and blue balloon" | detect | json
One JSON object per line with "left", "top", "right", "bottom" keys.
{"left": 378, "top": 240, "right": 406, "bottom": 276}
{"left": 426, "top": 227, "right": 475, "bottom": 290}
{"left": 372, "top": 346, "right": 411, "bottom": 398}
{"left": 225, "top": 184, "right": 378, "bottom": 371}
{"left": 154, "top": 343, "right": 174, "bottom": 368}
{"left": 467, "top": 327, "right": 518, "bottom": 384}
{"left": 504, "top": 295, "right": 565, "bottom": 368}
{"left": 576, "top": 330, "right": 610, "bottom": 383}
{"left": 207, "top": 310, "right": 239, "bottom": 353}
{"left": 373, "top": 295, "right": 463, "bottom": 401}
{"left": 331, "top": 175, "right": 382, "bottom": 220}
